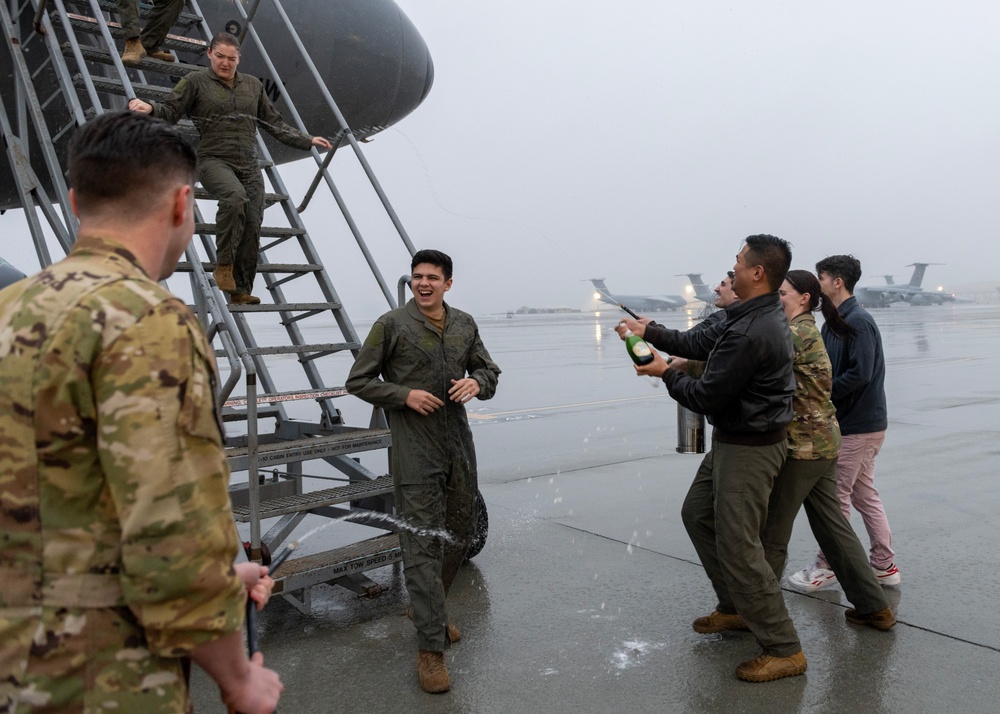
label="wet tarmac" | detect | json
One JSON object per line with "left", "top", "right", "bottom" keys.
{"left": 193, "top": 304, "right": 1000, "bottom": 713}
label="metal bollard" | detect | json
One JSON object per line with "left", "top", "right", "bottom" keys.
{"left": 676, "top": 403, "right": 705, "bottom": 454}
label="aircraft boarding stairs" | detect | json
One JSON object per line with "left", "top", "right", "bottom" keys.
{"left": 0, "top": 0, "right": 433, "bottom": 612}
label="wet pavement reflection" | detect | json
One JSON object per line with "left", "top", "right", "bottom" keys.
{"left": 193, "top": 304, "right": 1000, "bottom": 713}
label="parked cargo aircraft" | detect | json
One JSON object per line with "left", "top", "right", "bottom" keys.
{"left": 856, "top": 263, "right": 955, "bottom": 307}
{"left": 588, "top": 278, "right": 687, "bottom": 312}
{"left": 677, "top": 273, "right": 716, "bottom": 304}
{"left": 0, "top": 0, "right": 433, "bottom": 209}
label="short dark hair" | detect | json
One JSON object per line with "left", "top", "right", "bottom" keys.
{"left": 68, "top": 111, "right": 196, "bottom": 215}
{"left": 411, "top": 249, "right": 453, "bottom": 281}
{"left": 815, "top": 254, "right": 862, "bottom": 293}
{"left": 743, "top": 234, "right": 792, "bottom": 291}
{"left": 209, "top": 32, "right": 241, "bottom": 52}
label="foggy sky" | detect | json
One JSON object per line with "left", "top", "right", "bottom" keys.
{"left": 6, "top": 1, "right": 999, "bottom": 319}
{"left": 339, "top": 0, "right": 1000, "bottom": 317}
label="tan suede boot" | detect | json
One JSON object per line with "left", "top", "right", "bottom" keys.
{"left": 416, "top": 650, "right": 450, "bottom": 693}
{"left": 229, "top": 291, "right": 261, "bottom": 306}
{"left": 146, "top": 48, "right": 175, "bottom": 62}
{"left": 213, "top": 263, "right": 236, "bottom": 293}
{"left": 121, "top": 39, "right": 146, "bottom": 66}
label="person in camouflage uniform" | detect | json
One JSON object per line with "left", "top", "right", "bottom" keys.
{"left": 0, "top": 111, "right": 282, "bottom": 713}
{"left": 129, "top": 32, "right": 333, "bottom": 305}
{"left": 346, "top": 249, "right": 500, "bottom": 694}
{"left": 760, "top": 270, "right": 895, "bottom": 629}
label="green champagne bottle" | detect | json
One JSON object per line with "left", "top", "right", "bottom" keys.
{"left": 624, "top": 328, "right": 654, "bottom": 366}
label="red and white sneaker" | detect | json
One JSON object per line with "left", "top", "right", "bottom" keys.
{"left": 873, "top": 563, "right": 901, "bottom": 586}
{"left": 787, "top": 563, "right": 839, "bottom": 592}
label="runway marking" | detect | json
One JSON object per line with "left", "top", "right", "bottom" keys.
{"left": 891, "top": 351, "right": 1000, "bottom": 371}
{"left": 466, "top": 393, "right": 667, "bottom": 420}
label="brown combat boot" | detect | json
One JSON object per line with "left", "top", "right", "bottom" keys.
{"left": 692, "top": 610, "right": 750, "bottom": 634}
{"left": 121, "top": 38, "right": 146, "bottom": 66}
{"left": 146, "top": 48, "right": 175, "bottom": 62}
{"left": 845, "top": 607, "right": 896, "bottom": 631}
{"left": 229, "top": 291, "right": 261, "bottom": 305}
{"left": 213, "top": 263, "right": 237, "bottom": 293}
{"left": 416, "top": 650, "right": 450, "bottom": 693}
{"left": 405, "top": 606, "right": 461, "bottom": 642}
{"left": 735, "top": 650, "right": 807, "bottom": 683}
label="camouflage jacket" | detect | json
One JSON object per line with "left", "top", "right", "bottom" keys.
{"left": 151, "top": 67, "right": 313, "bottom": 170}
{"left": 787, "top": 312, "right": 841, "bottom": 460}
{"left": 346, "top": 300, "right": 500, "bottom": 484}
{"left": 0, "top": 236, "right": 243, "bottom": 712}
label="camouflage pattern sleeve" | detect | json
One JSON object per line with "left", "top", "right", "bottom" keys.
{"left": 787, "top": 314, "right": 840, "bottom": 461}
{"left": 94, "top": 300, "right": 244, "bottom": 656}
{"left": 346, "top": 319, "right": 411, "bottom": 409}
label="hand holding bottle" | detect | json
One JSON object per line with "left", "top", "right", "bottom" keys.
{"left": 633, "top": 346, "right": 673, "bottom": 378}
{"left": 614, "top": 317, "right": 645, "bottom": 340}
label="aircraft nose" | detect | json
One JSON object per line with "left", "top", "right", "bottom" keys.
{"left": 314, "top": 0, "right": 435, "bottom": 142}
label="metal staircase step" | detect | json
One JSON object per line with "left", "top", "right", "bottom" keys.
{"left": 195, "top": 187, "right": 288, "bottom": 206}
{"left": 74, "top": 72, "right": 173, "bottom": 101}
{"left": 273, "top": 534, "right": 401, "bottom": 594}
{"left": 63, "top": 43, "right": 202, "bottom": 75}
{"left": 226, "top": 428, "right": 390, "bottom": 472}
{"left": 227, "top": 301, "right": 343, "bottom": 314}
{"left": 195, "top": 224, "right": 306, "bottom": 239}
{"left": 222, "top": 387, "right": 349, "bottom": 422}
{"left": 56, "top": 12, "right": 207, "bottom": 54}
{"left": 230, "top": 474, "right": 393, "bottom": 522}
{"left": 241, "top": 342, "right": 360, "bottom": 358}
{"left": 175, "top": 261, "right": 321, "bottom": 274}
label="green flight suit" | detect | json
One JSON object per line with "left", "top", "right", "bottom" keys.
{"left": 150, "top": 67, "right": 315, "bottom": 294}
{"left": 346, "top": 300, "right": 500, "bottom": 652}
{"left": 0, "top": 236, "right": 244, "bottom": 712}
{"left": 115, "top": 0, "right": 185, "bottom": 54}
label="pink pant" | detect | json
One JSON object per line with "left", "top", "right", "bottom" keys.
{"left": 817, "top": 431, "right": 895, "bottom": 570}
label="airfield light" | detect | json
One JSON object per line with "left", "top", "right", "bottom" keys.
{"left": 593, "top": 292, "right": 602, "bottom": 300}
{"left": 937, "top": 286, "right": 944, "bottom": 292}
{"left": 685, "top": 285, "right": 694, "bottom": 294}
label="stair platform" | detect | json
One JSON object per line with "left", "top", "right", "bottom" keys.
{"left": 226, "top": 428, "right": 390, "bottom": 472}
{"left": 273, "top": 533, "right": 402, "bottom": 594}
{"left": 230, "top": 474, "right": 394, "bottom": 522}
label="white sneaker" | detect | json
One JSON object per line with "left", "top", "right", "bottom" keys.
{"left": 787, "top": 563, "right": 839, "bottom": 592}
{"left": 873, "top": 563, "right": 901, "bottom": 586}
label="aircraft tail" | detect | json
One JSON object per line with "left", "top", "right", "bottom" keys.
{"left": 677, "top": 273, "right": 713, "bottom": 302}
{"left": 588, "top": 278, "right": 610, "bottom": 294}
{"left": 905, "top": 263, "right": 938, "bottom": 288}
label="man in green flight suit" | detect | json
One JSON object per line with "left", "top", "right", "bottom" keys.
{"left": 129, "top": 31, "right": 333, "bottom": 305}
{"left": 347, "top": 249, "right": 500, "bottom": 694}
{"left": 0, "top": 111, "right": 281, "bottom": 713}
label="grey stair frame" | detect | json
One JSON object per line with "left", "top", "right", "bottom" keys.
{"left": 1, "top": 0, "right": 421, "bottom": 609}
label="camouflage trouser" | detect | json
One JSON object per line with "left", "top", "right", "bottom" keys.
{"left": 115, "top": 0, "right": 185, "bottom": 51}
{"left": 198, "top": 157, "right": 265, "bottom": 295}
{"left": 681, "top": 438, "right": 802, "bottom": 658}
{"left": 762, "top": 457, "right": 888, "bottom": 614}
{"left": 395, "top": 453, "right": 477, "bottom": 652}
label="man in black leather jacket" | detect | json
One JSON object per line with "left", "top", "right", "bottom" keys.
{"left": 616, "top": 234, "right": 803, "bottom": 683}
